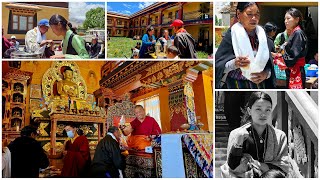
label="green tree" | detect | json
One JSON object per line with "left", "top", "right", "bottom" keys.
{"left": 83, "top": 7, "right": 105, "bottom": 29}
{"left": 215, "top": 15, "right": 219, "bottom": 26}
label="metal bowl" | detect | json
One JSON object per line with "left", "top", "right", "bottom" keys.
{"left": 180, "top": 123, "right": 190, "bottom": 130}
{"left": 11, "top": 51, "right": 42, "bottom": 59}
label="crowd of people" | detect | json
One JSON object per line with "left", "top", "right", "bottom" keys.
{"left": 2, "top": 105, "right": 161, "bottom": 178}
{"left": 2, "top": 14, "right": 105, "bottom": 59}
{"left": 130, "top": 19, "right": 212, "bottom": 59}
{"left": 215, "top": 2, "right": 317, "bottom": 89}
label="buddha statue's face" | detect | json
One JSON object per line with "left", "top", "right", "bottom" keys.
{"left": 64, "top": 70, "right": 73, "bottom": 80}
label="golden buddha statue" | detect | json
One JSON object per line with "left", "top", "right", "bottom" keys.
{"left": 57, "top": 67, "right": 78, "bottom": 98}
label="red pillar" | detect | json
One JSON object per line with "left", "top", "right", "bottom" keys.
{"left": 159, "top": 9, "right": 163, "bottom": 25}
{"left": 178, "top": 3, "right": 184, "bottom": 20}
{"left": 147, "top": 14, "right": 151, "bottom": 25}
{"left": 112, "top": 18, "right": 116, "bottom": 36}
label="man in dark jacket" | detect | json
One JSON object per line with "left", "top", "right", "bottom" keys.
{"left": 170, "top": 19, "right": 197, "bottom": 59}
{"left": 89, "top": 36, "right": 101, "bottom": 58}
{"left": 90, "top": 126, "right": 124, "bottom": 178}
{"left": 8, "top": 125, "right": 49, "bottom": 178}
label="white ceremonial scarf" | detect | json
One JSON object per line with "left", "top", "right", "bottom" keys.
{"left": 2, "top": 147, "right": 11, "bottom": 178}
{"left": 231, "top": 22, "right": 269, "bottom": 80}
{"left": 107, "top": 132, "right": 123, "bottom": 178}
{"left": 36, "top": 27, "right": 47, "bottom": 44}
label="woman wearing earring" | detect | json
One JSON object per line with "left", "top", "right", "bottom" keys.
{"left": 215, "top": 2, "right": 276, "bottom": 89}
{"left": 139, "top": 25, "right": 156, "bottom": 58}
{"left": 49, "top": 14, "right": 89, "bottom": 59}
{"left": 221, "top": 92, "right": 290, "bottom": 178}
{"left": 272, "top": 8, "right": 307, "bottom": 89}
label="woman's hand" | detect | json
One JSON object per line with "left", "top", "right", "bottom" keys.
{"left": 251, "top": 160, "right": 269, "bottom": 173}
{"left": 250, "top": 70, "right": 268, "bottom": 84}
{"left": 50, "top": 55, "right": 65, "bottom": 59}
{"left": 235, "top": 56, "right": 250, "bottom": 69}
{"left": 40, "top": 40, "right": 53, "bottom": 47}
{"left": 63, "top": 150, "right": 67, "bottom": 156}
{"left": 235, "top": 128, "right": 250, "bottom": 146}
{"left": 152, "top": 40, "right": 156, "bottom": 44}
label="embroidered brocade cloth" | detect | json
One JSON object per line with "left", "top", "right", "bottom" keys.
{"left": 182, "top": 134, "right": 213, "bottom": 178}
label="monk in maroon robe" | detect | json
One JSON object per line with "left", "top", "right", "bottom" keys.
{"left": 61, "top": 123, "right": 91, "bottom": 177}
{"left": 120, "top": 105, "right": 161, "bottom": 150}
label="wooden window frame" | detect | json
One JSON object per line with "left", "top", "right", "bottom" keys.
{"left": 8, "top": 10, "right": 37, "bottom": 34}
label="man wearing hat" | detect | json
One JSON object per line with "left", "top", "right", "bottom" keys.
{"left": 25, "top": 19, "right": 54, "bottom": 55}
{"left": 170, "top": 19, "right": 197, "bottom": 59}
{"left": 89, "top": 35, "right": 101, "bottom": 58}
{"left": 10, "top": 35, "right": 20, "bottom": 50}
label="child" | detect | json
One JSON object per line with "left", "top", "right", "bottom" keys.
{"left": 166, "top": 45, "right": 179, "bottom": 59}
{"left": 135, "top": 42, "right": 141, "bottom": 50}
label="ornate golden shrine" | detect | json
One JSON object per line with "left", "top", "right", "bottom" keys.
{"left": 33, "top": 61, "right": 106, "bottom": 155}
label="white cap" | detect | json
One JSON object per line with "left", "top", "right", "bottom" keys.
{"left": 11, "top": 35, "right": 16, "bottom": 39}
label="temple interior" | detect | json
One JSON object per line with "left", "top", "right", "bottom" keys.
{"left": 2, "top": 60, "right": 213, "bottom": 178}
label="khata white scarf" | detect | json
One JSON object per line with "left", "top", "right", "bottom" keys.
{"left": 36, "top": 26, "right": 47, "bottom": 44}
{"left": 231, "top": 22, "right": 269, "bottom": 80}
{"left": 2, "top": 147, "right": 11, "bottom": 178}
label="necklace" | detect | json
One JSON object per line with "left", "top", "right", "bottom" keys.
{"left": 251, "top": 125, "right": 268, "bottom": 162}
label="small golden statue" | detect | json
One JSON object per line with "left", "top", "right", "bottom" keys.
{"left": 57, "top": 67, "right": 78, "bottom": 98}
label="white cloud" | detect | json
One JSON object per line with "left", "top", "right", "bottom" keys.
{"left": 121, "top": 10, "right": 131, "bottom": 15}
{"left": 138, "top": 2, "right": 154, "bottom": 9}
{"left": 107, "top": 5, "right": 112, "bottom": 11}
{"left": 122, "top": 3, "right": 132, "bottom": 9}
{"left": 110, "top": 10, "right": 131, "bottom": 15}
{"left": 69, "top": 2, "right": 105, "bottom": 26}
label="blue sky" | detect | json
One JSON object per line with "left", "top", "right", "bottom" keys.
{"left": 107, "top": 2, "right": 155, "bottom": 15}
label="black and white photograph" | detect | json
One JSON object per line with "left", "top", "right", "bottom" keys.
{"left": 215, "top": 91, "right": 318, "bottom": 178}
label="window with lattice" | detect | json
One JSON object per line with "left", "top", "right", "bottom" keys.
{"left": 136, "top": 95, "right": 161, "bottom": 129}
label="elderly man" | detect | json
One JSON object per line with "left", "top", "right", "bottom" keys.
{"left": 25, "top": 19, "right": 53, "bottom": 54}
{"left": 10, "top": 35, "right": 19, "bottom": 50}
{"left": 90, "top": 126, "right": 124, "bottom": 178}
{"left": 89, "top": 35, "right": 101, "bottom": 58}
{"left": 170, "top": 19, "right": 197, "bottom": 59}
{"left": 120, "top": 105, "right": 161, "bottom": 150}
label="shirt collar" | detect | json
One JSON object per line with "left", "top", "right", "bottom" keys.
{"left": 107, "top": 132, "right": 118, "bottom": 142}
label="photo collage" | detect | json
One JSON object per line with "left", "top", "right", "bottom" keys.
{"left": 1, "top": 0, "right": 318, "bottom": 178}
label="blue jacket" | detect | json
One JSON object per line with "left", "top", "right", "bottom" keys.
{"left": 139, "top": 34, "right": 156, "bottom": 58}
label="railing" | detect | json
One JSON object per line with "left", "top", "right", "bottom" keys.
{"left": 116, "top": 24, "right": 124, "bottom": 28}
{"left": 162, "top": 17, "right": 173, "bottom": 25}
{"left": 276, "top": 91, "right": 318, "bottom": 178}
{"left": 183, "top": 10, "right": 213, "bottom": 21}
